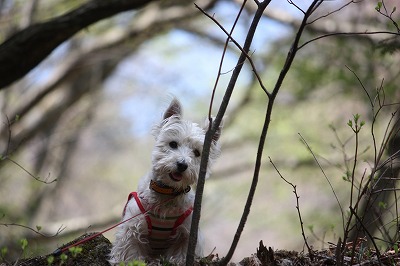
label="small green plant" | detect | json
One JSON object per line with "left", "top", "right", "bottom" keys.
{"left": 60, "top": 253, "right": 68, "bottom": 265}
{"left": 47, "top": 255, "right": 54, "bottom": 265}
{"left": 20, "top": 238, "right": 28, "bottom": 258}
{"left": 378, "top": 201, "right": 387, "bottom": 209}
{"left": 19, "top": 238, "right": 28, "bottom": 251}
{"left": 118, "top": 260, "right": 146, "bottom": 266}
{"left": 0, "top": 246, "right": 8, "bottom": 261}
{"left": 347, "top": 113, "right": 365, "bottom": 133}
{"left": 1, "top": 239, "right": 31, "bottom": 264}
{"left": 199, "top": 253, "right": 219, "bottom": 265}
{"left": 375, "top": 1, "right": 383, "bottom": 11}
{"left": 68, "top": 246, "right": 83, "bottom": 258}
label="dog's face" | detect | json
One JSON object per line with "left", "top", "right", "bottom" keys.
{"left": 151, "top": 99, "right": 221, "bottom": 190}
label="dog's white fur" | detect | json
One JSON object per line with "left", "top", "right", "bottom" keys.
{"left": 109, "top": 99, "right": 221, "bottom": 265}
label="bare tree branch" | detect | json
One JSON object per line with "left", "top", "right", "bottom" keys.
{"left": 0, "top": 222, "right": 66, "bottom": 238}
{"left": 195, "top": 3, "right": 269, "bottom": 97}
{"left": 187, "top": 0, "right": 272, "bottom": 264}
{"left": 4, "top": 0, "right": 209, "bottom": 152}
{"left": 0, "top": 0, "right": 156, "bottom": 89}
{"left": 219, "top": 1, "right": 325, "bottom": 264}
{"left": 269, "top": 157, "right": 313, "bottom": 258}
{"left": 239, "top": 0, "right": 400, "bottom": 49}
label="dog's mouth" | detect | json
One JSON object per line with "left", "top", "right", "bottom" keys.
{"left": 169, "top": 172, "right": 183, "bottom": 182}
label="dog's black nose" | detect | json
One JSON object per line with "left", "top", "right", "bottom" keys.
{"left": 177, "top": 161, "right": 188, "bottom": 172}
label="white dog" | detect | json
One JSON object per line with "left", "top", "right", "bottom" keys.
{"left": 109, "top": 98, "right": 221, "bottom": 265}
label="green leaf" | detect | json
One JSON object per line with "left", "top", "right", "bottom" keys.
{"left": 353, "top": 113, "right": 360, "bottom": 122}
{"left": 378, "top": 201, "right": 387, "bottom": 209}
{"left": 69, "top": 246, "right": 82, "bottom": 257}
{"left": 1, "top": 246, "right": 8, "bottom": 257}
{"left": 394, "top": 243, "right": 399, "bottom": 254}
{"left": 20, "top": 238, "right": 28, "bottom": 251}
{"left": 307, "top": 224, "right": 314, "bottom": 232}
{"left": 347, "top": 120, "right": 353, "bottom": 127}
{"left": 60, "top": 253, "right": 68, "bottom": 262}
{"left": 376, "top": 1, "right": 382, "bottom": 11}
{"left": 36, "top": 225, "right": 42, "bottom": 231}
{"left": 47, "top": 255, "right": 54, "bottom": 265}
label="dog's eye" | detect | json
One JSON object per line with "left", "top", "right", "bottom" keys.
{"left": 169, "top": 141, "right": 178, "bottom": 149}
{"left": 193, "top": 149, "right": 201, "bottom": 157}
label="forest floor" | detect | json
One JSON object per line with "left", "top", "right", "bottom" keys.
{"left": 11, "top": 234, "right": 400, "bottom": 266}
{"left": 223, "top": 240, "right": 400, "bottom": 266}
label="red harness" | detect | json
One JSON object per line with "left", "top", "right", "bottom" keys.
{"left": 123, "top": 192, "right": 193, "bottom": 251}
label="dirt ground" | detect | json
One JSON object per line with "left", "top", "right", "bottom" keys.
{"left": 11, "top": 234, "right": 400, "bottom": 266}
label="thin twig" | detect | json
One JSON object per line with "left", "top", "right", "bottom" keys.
{"left": 376, "top": 0, "right": 400, "bottom": 33}
{"left": 0, "top": 222, "right": 65, "bottom": 238}
{"left": 287, "top": 0, "right": 305, "bottom": 15}
{"left": 1, "top": 114, "right": 20, "bottom": 162}
{"left": 307, "top": 0, "right": 356, "bottom": 25}
{"left": 195, "top": 3, "right": 269, "bottom": 97}
{"left": 4, "top": 115, "right": 12, "bottom": 157}
{"left": 349, "top": 117, "right": 361, "bottom": 216}
{"left": 1, "top": 114, "right": 57, "bottom": 184}
{"left": 345, "top": 65, "right": 373, "bottom": 107}
{"left": 298, "top": 31, "right": 400, "bottom": 50}
{"left": 269, "top": 157, "right": 313, "bottom": 257}
{"left": 299, "top": 133, "right": 344, "bottom": 229}
{"left": 195, "top": 0, "right": 249, "bottom": 120}
{"left": 6, "top": 157, "right": 57, "bottom": 184}
{"left": 349, "top": 207, "right": 382, "bottom": 262}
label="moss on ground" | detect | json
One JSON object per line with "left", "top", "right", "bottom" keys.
{"left": 15, "top": 233, "right": 111, "bottom": 266}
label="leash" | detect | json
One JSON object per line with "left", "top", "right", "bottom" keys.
{"left": 51, "top": 195, "right": 176, "bottom": 256}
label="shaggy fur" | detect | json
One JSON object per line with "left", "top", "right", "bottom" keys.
{"left": 109, "top": 98, "right": 221, "bottom": 265}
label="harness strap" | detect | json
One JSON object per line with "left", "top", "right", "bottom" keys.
{"left": 171, "top": 206, "right": 193, "bottom": 235}
{"left": 123, "top": 192, "right": 193, "bottom": 237}
{"left": 124, "top": 192, "right": 152, "bottom": 234}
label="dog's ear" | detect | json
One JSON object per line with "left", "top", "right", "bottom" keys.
{"left": 164, "top": 98, "right": 182, "bottom": 120}
{"left": 153, "top": 99, "right": 182, "bottom": 138}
